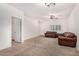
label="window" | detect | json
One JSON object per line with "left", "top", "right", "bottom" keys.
{"left": 50, "top": 25, "right": 61, "bottom": 31}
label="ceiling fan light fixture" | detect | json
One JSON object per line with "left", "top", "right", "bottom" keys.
{"left": 50, "top": 15, "right": 54, "bottom": 19}
{"left": 50, "top": 15, "right": 58, "bottom": 20}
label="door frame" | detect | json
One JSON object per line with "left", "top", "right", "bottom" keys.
{"left": 11, "top": 16, "right": 22, "bottom": 43}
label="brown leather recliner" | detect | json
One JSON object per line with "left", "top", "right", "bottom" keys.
{"left": 58, "top": 32, "right": 77, "bottom": 47}
{"left": 45, "top": 31, "right": 57, "bottom": 38}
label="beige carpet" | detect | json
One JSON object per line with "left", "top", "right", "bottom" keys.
{"left": 0, "top": 36, "right": 79, "bottom": 56}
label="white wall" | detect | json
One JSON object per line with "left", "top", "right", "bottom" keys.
{"left": 22, "top": 16, "right": 40, "bottom": 41}
{"left": 0, "top": 4, "right": 24, "bottom": 50}
{"left": 68, "top": 4, "right": 79, "bottom": 50}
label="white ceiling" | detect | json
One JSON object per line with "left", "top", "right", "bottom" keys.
{"left": 8, "top": 3, "right": 76, "bottom": 19}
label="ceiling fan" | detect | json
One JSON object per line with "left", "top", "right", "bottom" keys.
{"left": 43, "top": 14, "right": 58, "bottom": 20}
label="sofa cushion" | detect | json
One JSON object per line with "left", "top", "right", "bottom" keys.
{"left": 63, "top": 32, "right": 75, "bottom": 38}
{"left": 46, "top": 31, "right": 57, "bottom": 34}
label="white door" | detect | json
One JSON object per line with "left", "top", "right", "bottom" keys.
{"left": 12, "top": 17, "right": 21, "bottom": 42}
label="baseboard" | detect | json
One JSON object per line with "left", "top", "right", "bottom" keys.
{"left": 24, "top": 35, "right": 41, "bottom": 42}
{"left": 0, "top": 44, "right": 11, "bottom": 50}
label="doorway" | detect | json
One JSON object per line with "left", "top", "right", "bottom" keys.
{"left": 12, "top": 16, "right": 22, "bottom": 43}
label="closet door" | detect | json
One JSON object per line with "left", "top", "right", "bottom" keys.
{"left": 12, "top": 17, "right": 21, "bottom": 42}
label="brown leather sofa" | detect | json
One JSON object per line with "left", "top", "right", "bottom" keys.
{"left": 58, "top": 32, "right": 77, "bottom": 47}
{"left": 45, "top": 31, "right": 57, "bottom": 38}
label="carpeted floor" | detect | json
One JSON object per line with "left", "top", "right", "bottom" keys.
{"left": 0, "top": 36, "right": 79, "bottom": 56}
